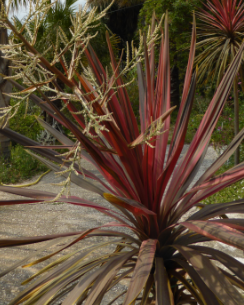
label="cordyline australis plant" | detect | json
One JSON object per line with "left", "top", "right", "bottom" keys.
{"left": 1, "top": 1, "right": 244, "bottom": 304}
{"left": 195, "top": 0, "right": 244, "bottom": 164}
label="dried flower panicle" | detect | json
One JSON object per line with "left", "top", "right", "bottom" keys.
{"left": 0, "top": 0, "right": 162, "bottom": 135}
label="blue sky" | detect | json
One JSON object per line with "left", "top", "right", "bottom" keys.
{"left": 8, "top": 0, "right": 88, "bottom": 19}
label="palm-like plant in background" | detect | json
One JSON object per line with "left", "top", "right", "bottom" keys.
{"left": 195, "top": 0, "right": 244, "bottom": 165}
{"left": 1, "top": 1, "right": 244, "bottom": 304}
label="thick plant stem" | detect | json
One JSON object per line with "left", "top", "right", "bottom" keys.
{"left": 0, "top": 1, "right": 12, "bottom": 160}
{"left": 234, "top": 77, "right": 239, "bottom": 164}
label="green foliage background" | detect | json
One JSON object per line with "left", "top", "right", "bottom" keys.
{"left": 138, "top": 0, "right": 203, "bottom": 77}
{"left": 0, "top": 100, "right": 46, "bottom": 184}
{"left": 186, "top": 86, "right": 244, "bottom": 204}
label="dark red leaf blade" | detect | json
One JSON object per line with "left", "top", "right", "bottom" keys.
{"left": 170, "top": 270, "right": 204, "bottom": 304}
{"left": 0, "top": 229, "right": 139, "bottom": 248}
{"left": 191, "top": 245, "right": 244, "bottom": 282}
{"left": 106, "top": 32, "right": 140, "bottom": 142}
{"left": 154, "top": 257, "right": 174, "bottom": 305}
{"left": 173, "top": 245, "right": 244, "bottom": 304}
{"left": 153, "top": 13, "right": 171, "bottom": 183}
{"left": 171, "top": 258, "right": 221, "bottom": 305}
{"left": 181, "top": 220, "right": 244, "bottom": 250}
{"left": 163, "top": 40, "right": 244, "bottom": 217}
{"left": 82, "top": 250, "right": 138, "bottom": 305}
{"left": 103, "top": 194, "right": 159, "bottom": 237}
{"left": 168, "top": 13, "right": 196, "bottom": 158}
{"left": 123, "top": 239, "right": 157, "bottom": 305}
{"left": 188, "top": 199, "right": 244, "bottom": 220}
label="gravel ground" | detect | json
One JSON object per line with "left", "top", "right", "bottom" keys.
{"left": 0, "top": 146, "right": 244, "bottom": 304}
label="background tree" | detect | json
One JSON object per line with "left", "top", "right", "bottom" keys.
{"left": 0, "top": 2, "right": 13, "bottom": 159}
{"left": 195, "top": 0, "right": 244, "bottom": 164}
{"left": 88, "top": 0, "right": 144, "bottom": 54}
{"left": 138, "top": 0, "right": 203, "bottom": 108}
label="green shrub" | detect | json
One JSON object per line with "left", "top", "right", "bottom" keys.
{"left": 0, "top": 144, "right": 47, "bottom": 184}
{"left": 0, "top": 99, "right": 46, "bottom": 184}
{"left": 9, "top": 99, "right": 43, "bottom": 140}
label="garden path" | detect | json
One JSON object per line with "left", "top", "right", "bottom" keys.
{"left": 0, "top": 146, "right": 243, "bottom": 304}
